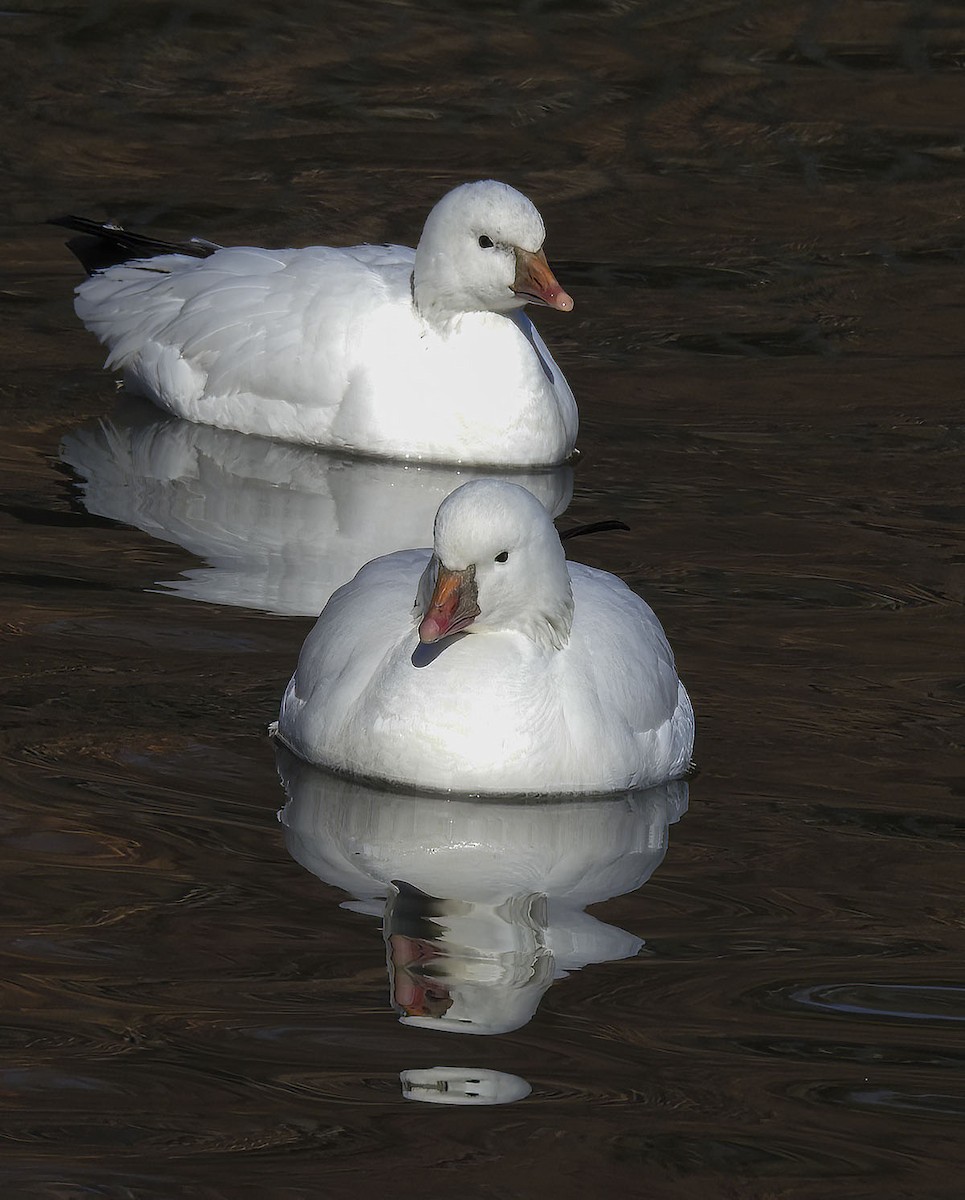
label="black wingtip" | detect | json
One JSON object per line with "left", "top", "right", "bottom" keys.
{"left": 47, "top": 213, "right": 218, "bottom": 275}
{"left": 559, "top": 519, "right": 631, "bottom": 543}
{"left": 48, "top": 214, "right": 115, "bottom": 236}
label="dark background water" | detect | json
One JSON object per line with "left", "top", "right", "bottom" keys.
{"left": 2, "top": 2, "right": 964, "bottom": 1197}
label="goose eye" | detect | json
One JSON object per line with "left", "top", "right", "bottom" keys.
{"left": 494, "top": 550, "right": 509, "bottom": 563}
{"left": 478, "top": 235, "right": 494, "bottom": 249}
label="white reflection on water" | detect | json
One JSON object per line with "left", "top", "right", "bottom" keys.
{"left": 277, "top": 747, "right": 687, "bottom": 1038}
{"left": 400, "top": 1066, "right": 531, "bottom": 1106}
{"left": 61, "top": 398, "right": 573, "bottom": 616}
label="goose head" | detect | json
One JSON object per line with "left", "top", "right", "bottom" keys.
{"left": 412, "top": 180, "right": 573, "bottom": 323}
{"left": 416, "top": 479, "right": 574, "bottom": 651}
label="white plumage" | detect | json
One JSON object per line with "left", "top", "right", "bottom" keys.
{"left": 276, "top": 478, "right": 695, "bottom": 795}
{"left": 62, "top": 181, "right": 577, "bottom": 466}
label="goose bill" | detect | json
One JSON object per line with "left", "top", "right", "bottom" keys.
{"left": 512, "top": 247, "right": 574, "bottom": 312}
{"left": 418, "top": 564, "right": 480, "bottom": 644}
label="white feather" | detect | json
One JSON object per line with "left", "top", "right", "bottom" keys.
{"left": 70, "top": 182, "right": 577, "bottom": 466}
{"left": 276, "top": 479, "right": 695, "bottom": 794}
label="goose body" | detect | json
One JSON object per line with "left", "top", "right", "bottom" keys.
{"left": 276, "top": 479, "right": 694, "bottom": 795}
{"left": 55, "top": 182, "right": 577, "bottom": 466}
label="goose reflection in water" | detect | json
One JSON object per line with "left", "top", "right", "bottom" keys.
{"left": 400, "top": 1067, "right": 531, "bottom": 1106}
{"left": 60, "top": 398, "right": 573, "bottom": 617}
{"left": 277, "top": 747, "right": 687, "bottom": 1037}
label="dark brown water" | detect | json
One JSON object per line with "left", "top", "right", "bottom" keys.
{"left": 3, "top": 2, "right": 964, "bottom": 1196}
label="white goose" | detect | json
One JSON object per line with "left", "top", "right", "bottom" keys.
{"left": 275, "top": 479, "right": 695, "bottom": 794}
{"left": 52, "top": 181, "right": 577, "bottom": 466}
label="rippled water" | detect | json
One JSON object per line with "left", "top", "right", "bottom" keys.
{"left": 2, "top": 2, "right": 964, "bottom": 1197}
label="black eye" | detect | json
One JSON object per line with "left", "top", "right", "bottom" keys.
{"left": 494, "top": 550, "right": 509, "bottom": 563}
{"left": 478, "top": 235, "right": 494, "bottom": 249}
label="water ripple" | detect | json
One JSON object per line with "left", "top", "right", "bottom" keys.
{"left": 795, "top": 1081, "right": 965, "bottom": 1122}
{"left": 760, "top": 982, "right": 965, "bottom": 1024}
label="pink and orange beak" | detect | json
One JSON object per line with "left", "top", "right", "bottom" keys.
{"left": 418, "top": 563, "right": 480, "bottom": 644}
{"left": 513, "top": 247, "right": 574, "bottom": 312}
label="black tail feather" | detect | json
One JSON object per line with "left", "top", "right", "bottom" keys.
{"left": 48, "top": 214, "right": 219, "bottom": 275}
{"left": 559, "top": 519, "right": 631, "bottom": 543}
